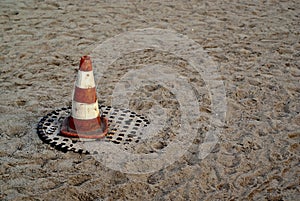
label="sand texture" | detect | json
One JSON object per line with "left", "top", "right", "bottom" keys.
{"left": 0, "top": 0, "right": 300, "bottom": 200}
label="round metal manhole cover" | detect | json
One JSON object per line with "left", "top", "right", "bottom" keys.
{"left": 37, "top": 105, "right": 150, "bottom": 154}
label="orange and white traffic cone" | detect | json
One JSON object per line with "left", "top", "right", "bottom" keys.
{"left": 60, "top": 55, "right": 108, "bottom": 139}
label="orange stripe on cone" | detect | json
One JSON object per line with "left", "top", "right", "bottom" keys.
{"left": 60, "top": 116, "right": 108, "bottom": 139}
{"left": 79, "top": 55, "right": 93, "bottom": 71}
{"left": 73, "top": 87, "right": 97, "bottom": 104}
{"left": 60, "top": 55, "right": 108, "bottom": 139}
{"left": 69, "top": 116, "right": 102, "bottom": 131}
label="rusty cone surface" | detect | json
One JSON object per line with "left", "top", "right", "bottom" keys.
{"left": 60, "top": 56, "right": 108, "bottom": 139}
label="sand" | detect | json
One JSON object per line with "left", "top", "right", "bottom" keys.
{"left": 0, "top": 0, "right": 299, "bottom": 200}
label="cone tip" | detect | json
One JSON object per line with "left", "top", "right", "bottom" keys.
{"left": 79, "top": 55, "right": 92, "bottom": 71}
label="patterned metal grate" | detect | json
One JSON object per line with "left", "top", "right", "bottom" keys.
{"left": 37, "top": 105, "right": 150, "bottom": 154}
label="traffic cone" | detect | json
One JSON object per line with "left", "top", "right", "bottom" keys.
{"left": 60, "top": 55, "right": 108, "bottom": 139}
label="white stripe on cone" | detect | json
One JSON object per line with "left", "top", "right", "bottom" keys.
{"left": 75, "top": 71, "right": 96, "bottom": 89}
{"left": 71, "top": 100, "right": 99, "bottom": 120}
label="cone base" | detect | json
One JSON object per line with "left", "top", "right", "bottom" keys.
{"left": 60, "top": 116, "right": 108, "bottom": 139}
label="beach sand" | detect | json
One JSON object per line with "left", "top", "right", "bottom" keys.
{"left": 0, "top": 0, "right": 299, "bottom": 200}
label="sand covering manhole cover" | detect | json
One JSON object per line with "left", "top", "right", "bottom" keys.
{"left": 37, "top": 105, "right": 150, "bottom": 154}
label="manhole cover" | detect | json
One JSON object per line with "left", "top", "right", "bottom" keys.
{"left": 37, "top": 105, "right": 150, "bottom": 154}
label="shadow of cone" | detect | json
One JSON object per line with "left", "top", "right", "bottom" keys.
{"left": 60, "top": 56, "right": 108, "bottom": 139}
